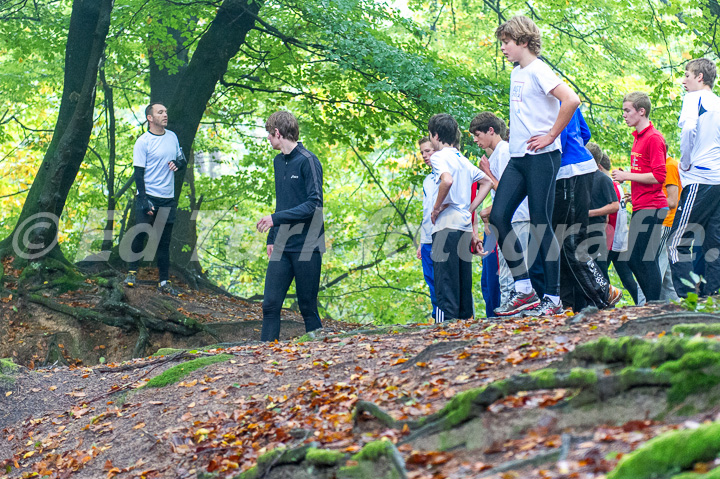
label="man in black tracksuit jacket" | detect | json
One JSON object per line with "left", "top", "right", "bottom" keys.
{"left": 256, "top": 111, "right": 325, "bottom": 341}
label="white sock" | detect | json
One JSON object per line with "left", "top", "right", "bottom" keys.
{"left": 515, "top": 280, "right": 532, "bottom": 295}
{"left": 545, "top": 294, "right": 560, "bottom": 305}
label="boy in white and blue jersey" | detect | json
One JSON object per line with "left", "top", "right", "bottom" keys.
{"left": 417, "top": 137, "right": 438, "bottom": 320}
{"left": 669, "top": 58, "right": 720, "bottom": 297}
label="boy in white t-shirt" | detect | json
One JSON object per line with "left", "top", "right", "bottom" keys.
{"left": 488, "top": 15, "right": 581, "bottom": 317}
{"left": 417, "top": 137, "right": 439, "bottom": 320}
{"left": 469, "top": 112, "right": 535, "bottom": 308}
{"left": 669, "top": 58, "right": 720, "bottom": 297}
{"left": 428, "top": 114, "right": 493, "bottom": 322}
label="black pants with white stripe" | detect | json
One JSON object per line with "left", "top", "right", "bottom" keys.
{"left": 669, "top": 183, "right": 720, "bottom": 297}
{"left": 431, "top": 229, "right": 475, "bottom": 322}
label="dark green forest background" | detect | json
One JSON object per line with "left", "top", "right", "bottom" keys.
{"left": 0, "top": 0, "right": 717, "bottom": 323}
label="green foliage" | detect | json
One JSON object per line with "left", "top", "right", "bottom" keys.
{"left": 1, "top": 0, "right": 715, "bottom": 324}
{"left": 144, "top": 354, "right": 232, "bottom": 388}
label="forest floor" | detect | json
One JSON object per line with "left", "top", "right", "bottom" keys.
{"left": 2, "top": 279, "right": 718, "bottom": 479}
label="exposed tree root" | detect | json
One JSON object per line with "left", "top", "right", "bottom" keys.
{"left": 608, "top": 421, "right": 720, "bottom": 479}
{"left": 230, "top": 439, "right": 407, "bottom": 479}
{"left": 616, "top": 312, "right": 720, "bottom": 336}
{"left": 478, "top": 435, "right": 572, "bottom": 478}
{"left": 25, "top": 274, "right": 221, "bottom": 360}
{"left": 356, "top": 335, "right": 720, "bottom": 444}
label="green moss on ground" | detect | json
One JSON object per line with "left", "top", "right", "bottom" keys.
{"left": 0, "top": 358, "right": 18, "bottom": 374}
{"left": 530, "top": 368, "right": 558, "bottom": 388}
{"left": 338, "top": 440, "right": 400, "bottom": 479}
{"left": 144, "top": 354, "right": 233, "bottom": 388}
{"left": 305, "top": 448, "right": 345, "bottom": 466}
{"left": 608, "top": 422, "right": 720, "bottom": 479}
{"left": 568, "top": 367, "right": 598, "bottom": 384}
{"left": 658, "top": 351, "right": 720, "bottom": 403}
{"left": 431, "top": 387, "right": 485, "bottom": 429}
{"left": 573, "top": 336, "right": 716, "bottom": 369}
{"left": 673, "top": 324, "right": 720, "bottom": 337}
{"left": 350, "top": 440, "right": 393, "bottom": 462}
{"left": 671, "top": 469, "right": 720, "bottom": 479}
{"left": 151, "top": 348, "right": 186, "bottom": 357}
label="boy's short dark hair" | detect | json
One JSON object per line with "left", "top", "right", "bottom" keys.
{"left": 418, "top": 136, "right": 431, "bottom": 146}
{"left": 145, "top": 102, "right": 165, "bottom": 119}
{"left": 600, "top": 153, "right": 612, "bottom": 171}
{"left": 265, "top": 111, "right": 299, "bottom": 141}
{"left": 428, "top": 114, "right": 459, "bottom": 146}
{"left": 585, "top": 142, "right": 603, "bottom": 164}
{"left": 623, "top": 91, "right": 652, "bottom": 118}
{"left": 687, "top": 58, "right": 717, "bottom": 88}
{"left": 469, "top": 112, "right": 508, "bottom": 138}
{"left": 495, "top": 15, "right": 542, "bottom": 56}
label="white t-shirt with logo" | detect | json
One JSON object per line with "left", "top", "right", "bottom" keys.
{"left": 133, "top": 130, "right": 181, "bottom": 198}
{"left": 430, "top": 147, "right": 485, "bottom": 234}
{"left": 488, "top": 141, "right": 530, "bottom": 223}
{"left": 509, "top": 59, "right": 563, "bottom": 157}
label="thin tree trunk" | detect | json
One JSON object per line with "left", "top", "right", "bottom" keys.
{"left": 100, "top": 58, "right": 117, "bottom": 254}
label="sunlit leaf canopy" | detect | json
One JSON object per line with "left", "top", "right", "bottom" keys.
{"left": 0, "top": 0, "right": 716, "bottom": 322}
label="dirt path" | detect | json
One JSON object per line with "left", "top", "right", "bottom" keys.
{"left": 2, "top": 302, "right": 705, "bottom": 479}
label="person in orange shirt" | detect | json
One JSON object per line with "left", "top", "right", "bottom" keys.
{"left": 659, "top": 157, "right": 681, "bottom": 301}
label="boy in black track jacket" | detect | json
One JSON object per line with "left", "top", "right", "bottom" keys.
{"left": 256, "top": 111, "right": 325, "bottom": 341}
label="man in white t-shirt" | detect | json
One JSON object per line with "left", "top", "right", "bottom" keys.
{"left": 489, "top": 15, "right": 581, "bottom": 317}
{"left": 469, "top": 112, "right": 535, "bottom": 309}
{"left": 417, "top": 136, "right": 439, "bottom": 320}
{"left": 123, "top": 103, "right": 186, "bottom": 295}
{"left": 428, "top": 114, "right": 493, "bottom": 323}
{"left": 669, "top": 58, "right": 720, "bottom": 297}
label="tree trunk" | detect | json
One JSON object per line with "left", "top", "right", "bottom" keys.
{"left": 162, "top": 0, "right": 263, "bottom": 280}
{"left": 0, "top": 0, "right": 114, "bottom": 266}
{"left": 99, "top": 58, "right": 117, "bottom": 254}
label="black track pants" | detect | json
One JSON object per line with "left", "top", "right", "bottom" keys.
{"left": 669, "top": 184, "right": 720, "bottom": 297}
{"left": 129, "top": 203, "right": 175, "bottom": 282}
{"left": 261, "top": 251, "right": 323, "bottom": 341}
{"left": 619, "top": 208, "right": 666, "bottom": 301}
{"left": 431, "top": 229, "right": 474, "bottom": 321}
{"left": 488, "top": 151, "right": 562, "bottom": 296}
{"left": 553, "top": 173, "right": 610, "bottom": 311}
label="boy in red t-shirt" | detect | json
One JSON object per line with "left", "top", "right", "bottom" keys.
{"left": 612, "top": 91, "right": 668, "bottom": 301}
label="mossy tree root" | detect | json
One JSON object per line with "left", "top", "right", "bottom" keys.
{"left": 356, "top": 367, "right": 676, "bottom": 443}
{"left": 231, "top": 440, "right": 407, "bottom": 479}
{"left": 608, "top": 421, "right": 720, "bottom": 479}
{"left": 568, "top": 336, "right": 720, "bottom": 368}
{"left": 28, "top": 276, "right": 216, "bottom": 362}
{"left": 673, "top": 323, "right": 720, "bottom": 337}
{"left": 133, "top": 318, "right": 149, "bottom": 358}
{"left": 28, "top": 294, "right": 135, "bottom": 330}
